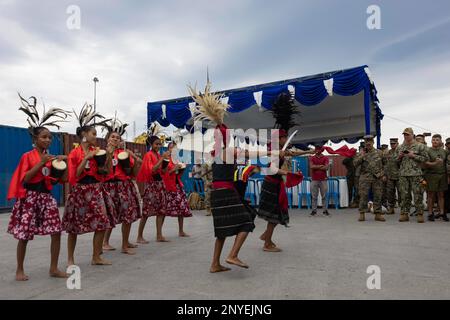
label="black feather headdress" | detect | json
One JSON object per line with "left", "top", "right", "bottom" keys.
{"left": 100, "top": 112, "right": 129, "bottom": 137}
{"left": 270, "top": 91, "right": 299, "bottom": 132}
{"left": 18, "top": 93, "right": 71, "bottom": 134}
{"left": 73, "top": 103, "right": 110, "bottom": 130}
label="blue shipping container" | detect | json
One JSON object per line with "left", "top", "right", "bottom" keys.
{"left": 0, "top": 125, "right": 64, "bottom": 211}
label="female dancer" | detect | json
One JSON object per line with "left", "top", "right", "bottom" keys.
{"left": 62, "top": 104, "right": 113, "bottom": 266}
{"left": 101, "top": 117, "right": 142, "bottom": 255}
{"left": 7, "top": 94, "right": 70, "bottom": 280}
{"left": 161, "top": 141, "right": 192, "bottom": 237}
{"left": 188, "top": 82, "right": 277, "bottom": 273}
{"left": 136, "top": 134, "right": 171, "bottom": 243}
{"left": 258, "top": 92, "right": 307, "bottom": 252}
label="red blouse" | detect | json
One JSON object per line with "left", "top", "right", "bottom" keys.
{"left": 104, "top": 148, "right": 135, "bottom": 181}
{"left": 162, "top": 158, "right": 184, "bottom": 192}
{"left": 7, "top": 149, "right": 59, "bottom": 200}
{"left": 136, "top": 150, "right": 162, "bottom": 183}
{"left": 68, "top": 146, "right": 103, "bottom": 185}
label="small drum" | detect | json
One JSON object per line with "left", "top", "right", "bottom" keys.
{"left": 162, "top": 158, "right": 170, "bottom": 169}
{"left": 118, "top": 151, "right": 131, "bottom": 169}
{"left": 50, "top": 159, "right": 67, "bottom": 179}
{"left": 177, "top": 163, "right": 187, "bottom": 175}
{"left": 94, "top": 149, "right": 107, "bottom": 167}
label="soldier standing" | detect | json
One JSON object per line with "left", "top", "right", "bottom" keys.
{"left": 380, "top": 144, "right": 389, "bottom": 209}
{"left": 445, "top": 138, "right": 450, "bottom": 217}
{"left": 352, "top": 143, "right": 365, "bottom": 208}
{"left": 397, "top": 128, "right": 429, "bottom": 223}
{"left": 354, "top": 135, "right": 387, "bottom": 222}
{"left": 385, "top": 138, "right": 401, "bottom": 214}
{"left": 342, "top": 155, "right": 356, "bottom": 207}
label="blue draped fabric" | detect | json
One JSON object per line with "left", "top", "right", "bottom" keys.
{"left": 147, "top": 65, "right": 382, "bottom": 143}
{"left": 294, "top": 79, "right": 328, "bottom": 106}
{"left": 165, "top": 101, "right": 192, "bottom": 128}
{"left": 147, "top": 102, "right": 170, "bottom": 127}
{"left": 227, "top": 91, "right": 256, "bottom": 113}
{"left": 333, "top": 67, "right": 371, "bottom": 134}
{"left": 261, "top": 85, "right": 288, "bottom": 109}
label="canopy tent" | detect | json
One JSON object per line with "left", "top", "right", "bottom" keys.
{"left": 147, "top": 65, "right": 383, "bottom": 148}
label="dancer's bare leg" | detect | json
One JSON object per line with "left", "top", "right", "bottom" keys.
{"left": 226, "top": 232, "right": 249, "bottom": 269}
{"left": 178, "top": 216, "right": 190, "bottom": 237}
{"left": 16, "top": 240, "right": 28, "bottom": 281}
{"left": 210, "top": 238, "right": 230, "bottom": 273}
{"left": 136, "top": 216, "right": 149, "bottom": 244}
{"left": 92, "top": 231, "right": 112, "bottom": 265}
{"left": 102, "top": 228, "right": 116, "bottom": 251}
{"left": 49, "top": 234, "right": 68, "bottom": 278}
{"left": 263, "top": 223, "right": 282, "bottom": 252}
{"left": 67, "top": 234, "right": 77, "bottom": 266}
{"left": 156, "top": 215, "right": 169, "bottom": 242}
{"left": 121, "top": 223, "right": 136, "bottom": 255}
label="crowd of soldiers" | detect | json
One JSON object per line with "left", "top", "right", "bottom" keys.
{"left": 345, "top": 127, "right": 450, "bottom": 223}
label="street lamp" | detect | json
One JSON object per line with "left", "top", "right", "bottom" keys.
{"left": 93, "top": 77, "right": 99, "bottom": 114}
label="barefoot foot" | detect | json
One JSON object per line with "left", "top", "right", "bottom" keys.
{"left": 210, "top": 265, "right": 232, "bottom": 273}
{"left": 102, "top": 244, "right": 116, "bottom": 251}
{"left": 225, "top": 257, "right": 249, "bottom": 269}
{"left": 49, "top": 269, "right": 69, "bottom": 278}
{"left": 179, "top": 232, "right": 190, "bottom": 238}
{"left": 91, "top": 257, "right": 112, "bottom": 266}
{"left": 263, "top": 246, "right": 283, "bottom": 252}
{"left": 15, "top": 271, "right": 29, "bottom": 281}
{"left": 127, "top": 243, "right": 138, "bottom": 248}
{"left": 156, "top": 237, "right": 170, "bottom": 242}
{"left": 121, "top": 248, "right": 136, "bottom": 255}
{"left": 136, "top": 238, "right": 150, "bottom": 244}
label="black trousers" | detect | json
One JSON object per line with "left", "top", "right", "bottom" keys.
{"left": 445, "top": 184, "right": 450, "bottom": 214}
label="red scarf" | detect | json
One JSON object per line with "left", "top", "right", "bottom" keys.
{"left": 7, "top": 149, "right": 57, "bottom": 200}
{"left": 322, "top": 145, "right": 356, "bottom": 158}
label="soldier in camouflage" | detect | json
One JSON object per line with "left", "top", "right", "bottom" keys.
{"left": 352, "top": 143, "right": 365, "bottom": 208}
{"left": 354, "top": 135, "right": 387, "bottom": 222}
{"left": 397, "top": 128, "right": 429, "bottom": 223}
{"left": 385, "top": 138, "right": 401, "bottom": 214}
{"left": 380, "top": 144, "right": 389, "bottom": 209}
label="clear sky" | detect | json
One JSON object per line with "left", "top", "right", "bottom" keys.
{"left": 1, "top": 0, "right": 449, "bottom": 145}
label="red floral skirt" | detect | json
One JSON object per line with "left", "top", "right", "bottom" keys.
{"left": 8, "top": 191, "right": 62, "bottom": 241}
{"left": 165, "top": 185, "right": 192, "bottom": 218}
{"left": 102, "top": 180, "right": 142, "bottom": 224}
{"left": 62, "top": 183, "right": 113, "bottom": 235}
{"left": 142, "top": 181, "right": 167, "bottom": 217}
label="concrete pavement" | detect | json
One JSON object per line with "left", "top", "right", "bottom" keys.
{"left": 0, "top": 208, "right": 449, "bottom": 299}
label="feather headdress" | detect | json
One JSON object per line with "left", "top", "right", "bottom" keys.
{"left": 18, "top": 93, "right": 71, "bottom": 134}
{"left": 100, "top": 112, "right": 129, "bottom": 137}
{"left": 187, "top": 81, "right": 229, "bottom": 126}
{"left": 270, "top": 91, "right": 299, "bottom": 132}
{"left": 73, "top": 103, "right": 109, "bottom": 129}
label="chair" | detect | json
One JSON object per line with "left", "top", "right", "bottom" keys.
{"left": 245, "top": 179, "right": 258, "bottom": 206}
{"left": 297, "top": 178, "right": 311, "bottom": 209}
{"left": 326, "top": 178, "right": 340, "bottom": 209}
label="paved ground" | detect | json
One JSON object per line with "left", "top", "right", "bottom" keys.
{"left": 0, "top": 208, "right": 449, "bottom": 300}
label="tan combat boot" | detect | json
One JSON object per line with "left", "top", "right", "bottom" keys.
{"left": 399, "top": 213, "right": 409, "bottom": 222}
{"left": 417, "top": 213, "right": 425, "bottom": 223}
{"left": 375, "top": 213, "right": 386, "bottom": 222}
{"left": 358, "top": 212, "right": 365, "bottom": 222}
{"left": 387, "top": 207, "right": 395, "bottom": 215}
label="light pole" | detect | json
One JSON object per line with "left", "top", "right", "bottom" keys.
{"left": 93, "top": 77, "right": 99, "bottom": 116}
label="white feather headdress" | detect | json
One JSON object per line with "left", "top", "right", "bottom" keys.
{"left": 74, "top": 103, "right": 109, "bottom": 128}
{"left": 187, "top": 81, "right": 229, "bottom": 126}
{"left": 100, "top": 112, "right": 128, "bottom": 136}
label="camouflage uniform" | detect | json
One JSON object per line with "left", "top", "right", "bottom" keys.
{"left": 354, "top": 147, "right": 385, "bottom": 216}
{"left": 397, "top": 141, "right": 428, "bottom": 220}
{"left": 353, "top": 154, "right": 362, "bottom": 206}
{"left": 342, "top": 156, "right": 356, "bottom": 205}
{"left": 201, "top": 163, "right": 213, "bottom": 215}
{"left": 385, "top": 147, "right": 401, "bottom": 210}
